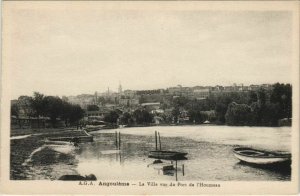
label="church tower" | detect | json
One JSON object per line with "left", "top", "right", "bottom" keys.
{"left": 118, "top": 81, "right": 122, "bottom": 95}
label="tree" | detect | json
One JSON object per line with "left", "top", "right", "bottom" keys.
{"left": 43, "top": 96, "right": 63, "bottom": 127}
{"left": 87, "top": 105, "right": 99, "bottom": 111}
{"left": 248, "top": 91, "right": 258, "bottom": 104}
{"left": 257, "top": 88, "right": 267, "bottom": 107}
{"left": 31, "top": 92, "right": 45, "bottom": 128}
{"left": 271, "top": 83, "right": 292, "bottom": 119}
{"left": 188, "top": 110, "right": 203, "bottom": 124}
{"left": 250, "top": 102, "right": 260, "bottom": 125}
{"left": 210, "top": 94, "right": 233, "bottom": 124}
{"left": 61, "top": 100, "right": 72, "bottom": 127}
{"left": 11, "top": 103, "right": 19, "bottom": 117}
{"left": 17, "top": 96, "right": 34, "bottom": 117}
{"left": 171, "top": 107, "right": 180, "bottom": 123}
{"left": 261, "top": 103, "right": 281, "bottom": 126}
{"left": 225, "top": 102, "right": 253, "bottom": 126}
{"left": 11, "top": 102, "right": 22, "bottom": 128}
{"left": 133, "top": 109, "right": 153, "bottom": 124}
{"left": 172, "top": 96, "right": 189, "bottom": 108}
{"left": 69, "top": 104, "right": 84, "bottom": 125}
{"left": 141, "top": 110, "right": 153, "bottom": 124}
{"left": 104, "top": 111, "right": 119, "bottom": 124}
{"left": 214, "top": 103, "right": 227, "bottom": 124}
{"left": 120, "top": 112, "right": 133, "bottom": 125}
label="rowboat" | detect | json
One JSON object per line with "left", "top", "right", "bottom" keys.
{"left": 233, "top": 147, "right": 291, "bottom": 165}
{"left": 148, "top": 150, "right": 188, "bottom": 160}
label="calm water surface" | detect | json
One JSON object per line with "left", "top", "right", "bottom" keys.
{"left": 75, "top": 126, "right": 291, "bottom": 181}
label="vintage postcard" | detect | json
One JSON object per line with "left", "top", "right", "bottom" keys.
{"left": 1, "top": 1, "right": 299, "bottom": 195}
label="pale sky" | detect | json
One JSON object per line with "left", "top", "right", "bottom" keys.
{"left": 4, "top": 3, "right": 293, "bottom": 99}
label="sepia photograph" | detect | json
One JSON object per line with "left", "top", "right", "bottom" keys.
{"left": 1, "top": 1, "right": 299, "bottom": 195}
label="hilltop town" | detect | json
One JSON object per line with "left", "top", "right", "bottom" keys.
{"left": 67, "top": 83, "right": 273, "bottom": 109}
{"left": 11, "top": 83, "right": 291, "bottom": 129}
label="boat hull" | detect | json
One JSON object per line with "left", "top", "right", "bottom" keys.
{"left": 148, "top": 150, "right": 187, "bottom": 160}
{"left": 233, "top": 147, "right": 291, "bottom": 165}
{"left": 233, "top": 153, "right": 290, "bottom": 165}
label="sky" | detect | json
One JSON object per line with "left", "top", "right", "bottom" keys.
{"left": 4, "top": 3, "right": 293, "bottom": 99}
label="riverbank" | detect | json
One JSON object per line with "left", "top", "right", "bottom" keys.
{"left": 11, "top": 127, "right": 82, "bottom": 137}
{"left": 10, "top": 128, "right": 89, "bottom": 180}
{"left": 122, "top": 122, "right": 291, "bottom": 129}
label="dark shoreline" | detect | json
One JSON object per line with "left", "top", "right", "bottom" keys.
{"left": 123, "top": 123, "right": 291, "bottom": 128}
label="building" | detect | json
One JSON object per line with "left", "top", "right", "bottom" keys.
{"left": 141, "top": 102, "right": 161, "bottom": 111}
{"left": 249, "top": 85, "right": 260, "bottom": 91}
{"left": 193, "top": 88, "right": 210, "bottom": 99}
{"left": 119, "top": 98, "right": 139, "bottom": 106}
{"left": 123, "top": 90, "right": 136, "bottom": 98}
{"left": 168, "top": 85, "right": 183, "bottom": 96}
{"left": 84, "top": 106, "right": 111, "bottom": 120}
{"left": 136, "top": 89, "right": 164, "bottom": 95}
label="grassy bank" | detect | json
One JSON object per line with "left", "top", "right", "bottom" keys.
{"left": 10, "top": 127, "right": 82, "bottom": 137}
{"left": 10, "top": 128, "right": 88, "bottom": 180}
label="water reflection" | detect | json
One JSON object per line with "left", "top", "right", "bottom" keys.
{"left": 147, "top": 159, "right": 186, "bottom": 181}
{"left": 235, "top": 161, "right": 291, "bottom": 178}
{"left": 74, "top": 126, "right": 291, "bottom": 181}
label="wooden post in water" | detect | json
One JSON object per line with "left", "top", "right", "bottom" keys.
{"left": 115, "top": 131, "right": 118, "bottom": 149}
{"left": 155, "top": 131, "right": 158, "bottom": 150}
{"left": 175, "top": 160, "right": 178, "bottom": 181}
{"left": 118, "top": 132, "right": 121, "bottom": 150}
{"left": 158, "top": 132, "right": 162, "bottom": 150}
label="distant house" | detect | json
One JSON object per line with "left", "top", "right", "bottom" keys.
{"left": 136, "top": 89, "right": 164, "bottom": 95}
{"left": 168, "top": 85, "right": 192, "bottom": 96}
{"left": 119, "top": 98, "right": 139, "bottom": 106}
{"left": 141, "top": 102, "right": 161, "bottom": 111}
{"left": 85, "top": 107, "right": 110, "bottom": 119}
{"left": 193, "top": 88, "right": 210, "bottom": 99}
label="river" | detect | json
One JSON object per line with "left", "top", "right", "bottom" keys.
{"left": 24, "top": 125, "right": 291, "bottom": 181}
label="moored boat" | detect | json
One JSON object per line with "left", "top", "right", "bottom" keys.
{"left": 148, "top": 131, "right": 188, "bottom": 160}
{"left": 148, "top": 150, "right": 188, "bottom": 160}
{"left": 233, "top": 147, "right": 291, "bottom": 165}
